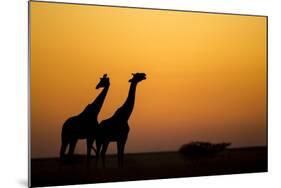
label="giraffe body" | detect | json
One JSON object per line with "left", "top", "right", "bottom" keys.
{"left": 96, "top": 73, "right": 146, "bottom": 167}
{"left": 60, "top": 74, "right": 110, "bottom": 160}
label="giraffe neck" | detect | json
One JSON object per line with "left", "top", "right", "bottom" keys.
{"left": 86, "top": 85, "right": 109, "bottom": 118}
{"left": 113, "top": 82, "right": 137, "bottom": 121}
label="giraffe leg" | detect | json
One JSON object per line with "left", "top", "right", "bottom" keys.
{"left": 86, "top": 137, "right": 94, "bottom": 160}
{"left": 60, "top": 140, "right": 68, "bottom": 160}
{"left": 95, "top": 140, "right": 102, "bottom": 167}
{"left": 119, "top": 135, "right": 128, "bottom": 168}
{"left": 101, "top": 141, "right": 109, "bottom": 168}
{"left": 117, "top": 141, "right": 122, "bottom": 167}
{"left": 68, "top": 139, "right": 77, "bottom": 160}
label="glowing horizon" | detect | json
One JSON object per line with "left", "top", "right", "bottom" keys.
{"left": 30, "top": 2, "right": 267, "bottom": 158}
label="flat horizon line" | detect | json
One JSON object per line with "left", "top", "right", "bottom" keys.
{"left": 31, "top": 145, "right": 267, "bottom": 160}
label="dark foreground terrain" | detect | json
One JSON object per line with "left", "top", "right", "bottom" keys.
{"left": 31, "top": 147, "right": 267, "bottom": 187}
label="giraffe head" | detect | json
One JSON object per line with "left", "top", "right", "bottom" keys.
{"left": 129, "top": 73, "right": 147, "bottom": 83}
{"left": 96, "top": 74, "right": 110, "bottom": 89}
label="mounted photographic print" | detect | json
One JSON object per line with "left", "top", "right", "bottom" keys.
{"left": 29, "top": 1, "right": 268, "bottom": 187}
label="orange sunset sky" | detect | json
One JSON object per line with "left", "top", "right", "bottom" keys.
{"left": 30, "top": 1, "right": 267, "bottom": 158}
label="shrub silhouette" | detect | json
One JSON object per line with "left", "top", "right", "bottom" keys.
{"left": 179, "top": 141, "right": 231, "bottom": 159}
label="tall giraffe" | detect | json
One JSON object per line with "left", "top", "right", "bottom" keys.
{"left": 96, "top": 73, "right": 146, "bottom": 167}
{"left": 60, "top": 74, "right": 110, "bottom": 160}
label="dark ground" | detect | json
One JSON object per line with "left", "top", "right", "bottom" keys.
{"left": 31, "top": 146, "right": 267, "bottom": 187}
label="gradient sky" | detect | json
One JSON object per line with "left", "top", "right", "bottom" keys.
{"left": 30, "top": 1, "right": 267, "bottom": 158}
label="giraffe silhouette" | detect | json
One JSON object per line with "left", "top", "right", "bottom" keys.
{"left": 60, "top": 74, "right": 110, "bottom": 160}
{"left": 96, "top": 73, "right": 146, "bottom": 167}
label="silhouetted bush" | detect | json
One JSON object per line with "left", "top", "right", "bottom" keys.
{"left": 179, "top": 141, "right": 231, "bottom": 159}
